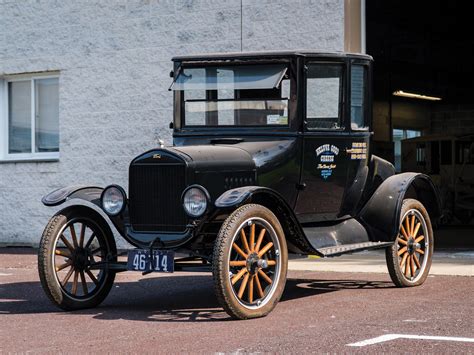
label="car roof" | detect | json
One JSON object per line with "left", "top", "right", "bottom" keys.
{"left": 172, "top": 50, "right": 373, "bottom": 62}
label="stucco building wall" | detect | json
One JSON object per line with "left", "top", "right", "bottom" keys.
{"left": 0, "top": 0, "right": 344, "bottom": 246}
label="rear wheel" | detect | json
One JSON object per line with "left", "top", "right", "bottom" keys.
{"left": 212, "top": 204, "right": 288, "bottom": 319}
{"left": 38, "top": 207, "right": 117, "bottom": 310}
{"left": 386, "top": 199, "right": 434, "bottom": 287}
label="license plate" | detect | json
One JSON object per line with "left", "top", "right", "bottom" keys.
{"left": 127, "top": 249, "right": 174, "bottom": 273}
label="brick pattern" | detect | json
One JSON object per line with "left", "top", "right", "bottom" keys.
{"left": 0, "top": 0, "right": 344, "bottom": 246}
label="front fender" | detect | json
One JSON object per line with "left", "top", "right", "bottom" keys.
{"left": 215, "top": 186, "right": 319, "bottom": 255}
{"left": 358, "top": 173, "right": 441, "bottom": 242}
{"left": 42, "top": 185, "right": 126, "bottom": 238}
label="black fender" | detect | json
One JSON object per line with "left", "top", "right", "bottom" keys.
{"left": 358, "top": 173, "right": 441, "bottom": 242}
{"left": 215, "top": 186, "right": 319, "bottom": 255}
{"left": 42, "top": 185, "right": 126, "bottom": 238}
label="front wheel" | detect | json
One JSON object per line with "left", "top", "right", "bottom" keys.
{"left": 386, "top": 198, "right": 434, "bottom": 287}
{"left": 38, "top": 206, "right": 117, "bottom": 310}
{"left": 213, "top": 204, "right": 288, "bottom": 319}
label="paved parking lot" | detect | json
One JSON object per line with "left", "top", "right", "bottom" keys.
{"left": 1, "top": 248, "right": 473, "bottom": 353}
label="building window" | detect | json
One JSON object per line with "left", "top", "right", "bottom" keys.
{"left": 393, "top": 128, "right": 421, "bottom": 172}
{"left": 1, "top": 74, "right": 59, "bottom": 161}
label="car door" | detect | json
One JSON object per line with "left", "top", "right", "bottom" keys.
{"left": 295, "top": 60, "right": 371, "bottom": 223}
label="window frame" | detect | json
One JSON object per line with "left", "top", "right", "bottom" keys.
{"left": 0, "top": 73, "right": 60, "bottom": 162}
{"left": 304, "top": 61, "right": 346, "bottom": 132}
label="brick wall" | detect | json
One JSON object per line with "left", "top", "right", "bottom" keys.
{"left": 0, "top": 0, "right": 344, "bottom": 246}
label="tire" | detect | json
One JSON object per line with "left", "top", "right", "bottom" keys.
{"left": 386, "top": 198, "right": 434, "bottom": 287}
{"left": 38, "top": 206, "right": 117, "bottom": 310}
{"left": 212, "top": 204, "right": 288, "bottom": 319}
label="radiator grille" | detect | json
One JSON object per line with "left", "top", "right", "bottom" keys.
{"left": 129, "top": 164, "right": 187, "bottom": 232}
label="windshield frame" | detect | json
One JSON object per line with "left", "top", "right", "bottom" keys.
{"left": 173, "top": 59, "right": 298, "bottom": 133}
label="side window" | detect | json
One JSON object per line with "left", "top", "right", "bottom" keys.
{"left": 306, "top": 64, "right": 343, "bottom": 130}
{"left": 351, "top": 64, "right": 368, "bottom": 130}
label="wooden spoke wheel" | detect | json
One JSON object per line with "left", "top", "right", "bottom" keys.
{"left": 38, "top": 207, "right": 117, "bottom": 310}
{"left": 213, "top": 204, "right": 288, "bottom": 319}
{"left": 386, "top": 199, "right": 434, "bottom": 287}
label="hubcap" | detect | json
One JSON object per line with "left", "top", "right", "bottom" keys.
{"left": 397, "top": 209, "right": 429, "bottom": 282}
{"left": 228, "top": 218, "right": 281, "bottom": 309}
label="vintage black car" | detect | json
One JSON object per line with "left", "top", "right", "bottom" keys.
{"left": 38, "top": 51, "right": 440, "bottom": 319}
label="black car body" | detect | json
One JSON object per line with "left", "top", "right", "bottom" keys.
{"left": 40, "top": 51, "right": 441, "bottom": 319}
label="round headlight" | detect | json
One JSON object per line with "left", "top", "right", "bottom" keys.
{"left": 183, "top": 186, "right": 208, "bottom": 218}
{"left": 101, "top": 185, "right": 126, "bottom": 216}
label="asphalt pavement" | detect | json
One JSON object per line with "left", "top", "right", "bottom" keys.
{"left": 0, "top": 248, "right": 473, "bottom": 353}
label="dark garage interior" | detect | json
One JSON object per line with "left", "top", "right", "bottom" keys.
{"left": 367, "top": 0, "right": 474, "bottom": 246}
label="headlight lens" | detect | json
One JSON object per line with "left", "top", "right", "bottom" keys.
{"left": 183, "top": 186, "right": 208, "bottom": 217}
{"left": 101, "top": 186, "right": 125, "bottom": 216}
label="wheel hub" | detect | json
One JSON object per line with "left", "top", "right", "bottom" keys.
{"left": 246, "top": 252, "right": 260, "bottom": 274}
{"left": 72, "top": 248, "right": 89, "bottom": 270}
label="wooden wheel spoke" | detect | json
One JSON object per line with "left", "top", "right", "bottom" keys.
{"left": 71, "top": 270, "right": 79, "bottom": 295}
{"left": 397, "top": 246, "right": 407, "bottom": 256}
{"left": 405, "top": 216, "right": 412, "bottom": 237}
{"left": 56, "top": 260, "right": 72, "bottom": 272}
{"left": 255, "top": 273, "right": 264, "bottom": 298}
{"left": 404, "top": 255, "right": 411, "bottom": 277}
{"left": 232, "top": 243, "right": 248, "bottom": 259}
{"left": 410, "top": 254, "right": 416, "bottom": 277}
{"left": 249, "top": 224, "right": 255, "bottom": 252}
{"left": 60, "top": 235, "right": 75, "bottom": 253}
{"left": 415, "top": 235, "right": 425, "bottom": 243}
{"left": 400, "top": 224, "right": 409, "bottom": 240}
{"left": 257, "top": 242, "right": 274, "bottom": 258}
{"left": 255, "top": 228, "right": 266, "bottom": 252}
{"left": 80, "top": 271, "right": 88, "bottom": 295}
{"left": 55, "top": 249, "right": 72, "bottom": 258}
{"left": 416, "top": 248, "right": 425, "bottom": 255}
{"left": 248, "top": 275, "right": 254, "bottom": 303}
{"left": 413, "top": 254, "right": 421, "bottom": 269}
{"left": 70, "top": 225, "right": 78, "bottom": 249}
{"left": 400, "top": 252, "right": 409, "bottom": 269}
{"left": 61, "top": 266, "right": 74, "bottom": 286}
{"left": 412, "top": 222, "right": 421, "bottom": 238}
{"left": 240, "top": 229, "right": 250, "bottom": 254}
{"left": 86, "top": 269, "right": 99, "bottom": 285}
{"left": 258, "top": 269, "right": 272, "bottom": 285}
{"left": 398, "top": 237, "right": 407, "bottom": 246}
{"left": 410, "top": 215, "right": 416, "bottom": 237}
{"left": 79, "top": 223, "right": 86, "bottom": 248}
{"left": 237, "top": 273, "right": 250, "bottom": 299}
{"left": 231, "top": 267, "right": 248, "bottom": 285}
{"left": 230, "top": 260, "right": 247, "bottom": 267}
{"left": 84, "top": 233, "right": 96, "bottom": 249}
{"left": 266, "top": 260, "right": 276, "bottom": 266}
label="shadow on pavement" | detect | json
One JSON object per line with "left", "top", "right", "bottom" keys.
{"left": 0, "top": 274, "right": 393, "bottom": 322}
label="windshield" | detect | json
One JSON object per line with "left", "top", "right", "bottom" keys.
{"left": 173, "top": 64, "right": 291, "bottom": 127}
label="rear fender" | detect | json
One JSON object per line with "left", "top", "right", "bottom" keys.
{"left": 358, "top": 173, "right": 441, "bottom": 242}
{"left": 215, "top": 187, "right": 319, "bottom": 255}
{"left": 42, "top": 186, "right": 126, "bottom": 237}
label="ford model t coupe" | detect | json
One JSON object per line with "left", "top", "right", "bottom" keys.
{"left": 39, "top": 51, "right": 440, "bottom": 319}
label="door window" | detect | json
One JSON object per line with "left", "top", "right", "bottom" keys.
{"left": 350, "top": 65, "right": 368, "bottom": 130}
{"left": 306, "top": 64, "right": 343, "bottom": 130}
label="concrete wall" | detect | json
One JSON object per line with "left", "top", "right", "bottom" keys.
{"left": 0, "top": 0, "right": 344, "bottom": 246}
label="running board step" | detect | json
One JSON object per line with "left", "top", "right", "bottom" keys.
{"left": 317, "top": 241, "right": 393, "bottom": 257}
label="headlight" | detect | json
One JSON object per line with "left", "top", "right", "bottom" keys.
{"left": 182, "top": 185, "right": 209, "bottom": 218}
{"left": 101, "top": 185, "right": 126, "bottom": 216}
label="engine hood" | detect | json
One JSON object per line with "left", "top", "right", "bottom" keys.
{"left": 171, "top": 145, "right": 255, "bottom": 172}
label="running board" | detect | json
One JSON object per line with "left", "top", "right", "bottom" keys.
{"left": 317, "top": 241, "right": 393, "bottom": 257}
